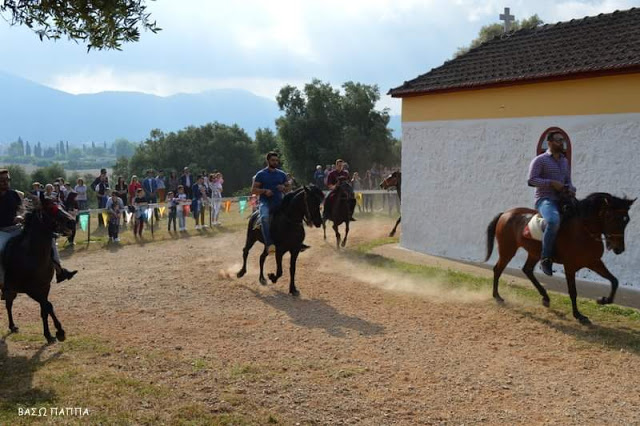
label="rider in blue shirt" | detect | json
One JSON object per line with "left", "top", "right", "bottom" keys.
{"left": 252, "top": 152, "right": 288, "bottom": 251}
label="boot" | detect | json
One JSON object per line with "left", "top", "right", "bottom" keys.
{"left": 56, "top": 267, "right": 78, "bottom": 283}
{"left": 540, "top": 258, "right": 553, "bottom": 276}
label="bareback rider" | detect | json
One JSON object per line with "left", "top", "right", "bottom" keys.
{"left": 0, "top": 169, "right": 77, "bottom": 299}
{"left": 252, "top": 152, "right": 288, "bottom": 253}
{"left": 326, "top": 159, "right": 356, "bottom": 221}
{"left": 527, "top": 131, "right": 576, "bottom": 276}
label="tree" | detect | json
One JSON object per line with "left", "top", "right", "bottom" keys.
{"left": 30, "top": 163, "right": 66, "bottom": 187}
{"left": 7, "top": 137, "right": 24, "bottom": 157}
{"left": 25, "top": 141, "right": 31, "bottom": 156}
{"left": 114, "top": 138, "right": 137, "bottom": 158}
{"left": 254, "top": 128, "right": 278, "bottom": 158}
{"left": 276, "top": 79, "right": 399, "bottom": 182}
{"left": 65, "top": 141, "right": 69, "bottom": 154}
{"left": 59, "top": 140, "right": 65, "bottom": 156}
{"left": 6, "top": 164, "right": 29, "bottom": 192}
{"left": 455, "top": 14, "right": 543, "bottom": 57}
{"left": 112, "top": 156, "right": 130, "bottom": 179}
{"left": 0, "top": 0, "right": 160, "bottom": 51}
{"left": 43, "top": 146, "right": 56, "bottom": 158}
{"left": 129, "top": 123, "right": 261, "bottom": 195}
{"left": 34, "top": 142, "right": 42, "bottom": 157}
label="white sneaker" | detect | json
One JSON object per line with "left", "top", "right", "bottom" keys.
{"left": 195, "top": 225, "right": 201, "bottom": 230}
{"left": 114, "top": 238, "right": 120, "bottom": 243}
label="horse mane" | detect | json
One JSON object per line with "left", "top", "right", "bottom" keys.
{"left": 577, "top": 193, "right": 635, "bottom": 217}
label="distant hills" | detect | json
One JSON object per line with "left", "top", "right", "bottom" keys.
{"left": 0, "top": 71, "right": 401, "bottom": 146}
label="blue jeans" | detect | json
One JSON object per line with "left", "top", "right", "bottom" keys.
{"left": 536, "top": 198, "right": 561, "bottom": 259}
{"left": 259, "top": 202, "right": 273, "bottom": 246}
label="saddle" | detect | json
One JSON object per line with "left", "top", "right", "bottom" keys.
{"left": 522, "top": 194, "right": 578, "bottom": 241}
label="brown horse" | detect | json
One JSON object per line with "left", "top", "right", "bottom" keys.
{"left": 380, "top": 171, "right": 401, "bottom": 237}
{"left": 485, "top": 193, "right": 635, "bottom": 325}
{"left": 323, "top": 181, "right": 354, "bottom": 248}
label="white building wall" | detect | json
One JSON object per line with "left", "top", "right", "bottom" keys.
{"left": 401, "top": 113, "right": 640, "bottom": 289}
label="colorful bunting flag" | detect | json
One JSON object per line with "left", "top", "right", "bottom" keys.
{"left": 79, "top": 213, "right": 89, "bottom": 232}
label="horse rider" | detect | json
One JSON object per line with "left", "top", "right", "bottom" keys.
{"left": 326, "top": 159, "right": 356, "bottom": 221}
{"left": 0, "top": 169, "right": 77, "bottom": 300}
{"left": 527, "top": 131, "right": 576, "bottom": 276}
{"left": 252, "top": 152, "right": 289, "bottom": 253}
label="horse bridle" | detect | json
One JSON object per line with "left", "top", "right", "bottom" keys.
{"left": 584, "top": 208, "right": 627, "bottom": 243}
{"left": 302, "top": 189, "right": 313, "bottom": 227}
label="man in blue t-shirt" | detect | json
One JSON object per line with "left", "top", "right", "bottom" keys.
{"left": 252, "top": 152, "right": 288, "bottom": 251}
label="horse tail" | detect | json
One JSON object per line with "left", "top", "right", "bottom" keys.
{"left": 485, "top": 213, "right": 502, "bottom": 262}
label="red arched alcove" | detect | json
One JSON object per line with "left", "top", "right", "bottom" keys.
{"left": 537, "top": 127, "right": 572, "bottom": 166}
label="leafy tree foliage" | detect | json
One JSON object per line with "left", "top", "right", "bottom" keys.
{"left": 129, "top": 123, "right": 262, "bottom": 195}
{"left": 30, "top": 163, "right": 66, "bottom": 187}
{"left": 0, "top": 0, "right": 160, "bottom": 50}
{"left": 6, "top": 164, "right": 29, "bottom": 192}
{"left": 276, "top": 79, "right": 399, "bottom": 181}
{"left": 114, "top": 138, "right": 137, "bottom": 158}
{"left": 254, "top": 128, "right": 279, "bottom": 158}
{"left": 455, "top": 14, "right": 543, "bottom": 57}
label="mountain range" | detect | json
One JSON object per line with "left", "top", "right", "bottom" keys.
{"left": 0, "top": 71, "right": 400, "bottom": 146}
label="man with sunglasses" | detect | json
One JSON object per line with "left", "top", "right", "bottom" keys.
{"left": 0, "top": 169, "right": 76, "bottom": 300}
{"left": 527, "top": 131, "right": 576, "bottom": 276}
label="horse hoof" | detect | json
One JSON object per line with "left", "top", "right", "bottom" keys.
{"left": 56, "top": 331, "right": 66, "bottom": 342}
{"left": 542, "top": 298, "right": 550, "bottom": 308}
{"left": 268, "top": 273, "right": 278, "bottom": 283}
{"left": 237, "top": 270, "right": 246, "bottom": 278}
{"left": 494, "top": 295, "right": 504, "bottom": 304}
{"left": 597, "top": 297, "right": 609, "bottom": 305}
{"left": 46, "top": 336, "right": 56, "bottom": 344}
{"left": 389, "top": 232, "right": 395, "bottom": 237}
{"left": 577, "top": 315, "right": 592, "bottom": 325}
{"left": 9, "top": 326, "right": 18, "bottom": 333}
{"left": 290, "top": 289, "right": 300, "bottom": 297}
{"left": 259, "top": 278, "right": 267, "bottom": 286}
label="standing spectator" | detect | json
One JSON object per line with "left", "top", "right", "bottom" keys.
{"left": 91, "top": 169, "right": 109, "bottom": 227}
{"left": 211, "top": 172, "right": 223, "bottom": 226}
{"left": 352, "top": 172, "right": 362, "bottom": 213}
{"left": 167, "top": 171, "right": 179, "bottom": 194}
{"left": 313, "top": 165, "right": 325, "bottom": 189}
{"left": 176, "top": 185, "right": 188, "bottom": 231}
{"left": 106, "top": 190, "right": 125, "bottom": 243}
{"left": 57, "top": 177, "right": 69, "bottom": 200}
{"left": 156, "top": 170, "right": 166, "bottom": 206}
{"left": 180, "top": 167, "right": 193, "bottom": 198}
{"left": 63, "top": 192, "right": 79, "bottom": 246}
{"left": 53, "top": 182, "right": 64, "bottom": 203}
{"left": 166, "top": 191, "right": 177, "bottom": 232}
{"left": 31, "top": 182, "right": 44, "bottom": 199}
{"left": 114, "top": 176, "right": 128, "bottom": 223}
{"left": 44, "top": 184, "right": 55, "bottom": 199}
{"left": 128, "top": 175, "right": 142, "bottom": 205}
{"left": 191, "top": 176, "right": 205, "bottom": 230}
{"left": 143, "top": 169, "right": 159, "bottom": 221}
{"left": 133, "top": 188, "right": 147, "bottom": 238}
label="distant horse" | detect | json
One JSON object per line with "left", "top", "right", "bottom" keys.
{"left": 2, "top": 197, "right": 76, "bottom": 343}
{"left": 323, "top": 181, "right": 355, "bottom": 248}
{"left": 485, "top": 193, "right": 635, "bottom": 324}
{"left": 237, "top": 186, "right": 324, "bottom": 296}
{"left": 380, "top": 171, "right": 401, "bottom": 237}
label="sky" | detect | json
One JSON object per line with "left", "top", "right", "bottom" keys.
{"left": 1, "top": 0, "right": 638, "bottom": 114}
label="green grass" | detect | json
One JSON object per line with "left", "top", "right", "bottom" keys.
{"left": 350, "top": 237, "right": 640, "bottom": 353}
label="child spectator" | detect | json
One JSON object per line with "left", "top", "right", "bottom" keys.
{"left": 176, "top": 185, "right": 188, "bottom": 231}
{"left": 211, "top": 172, "right": 223, "bottom": 226}
{"left": 74, "top": 178, "right": 88, "bottom": 210}
{"left": 106, "top": 190, "right": 125, "bottom": 242}
{"left": 166, "top": 191, "right": 177, "bottom": 232}
{"left": 128, "top": 175, "right": 142, "bottom": 205}
{"left": 133, "top": 188, "right": 147, "bottom": 238}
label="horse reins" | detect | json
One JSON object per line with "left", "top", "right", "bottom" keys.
{"left": 302, "top": 190, "right": 313, "bottom": 227}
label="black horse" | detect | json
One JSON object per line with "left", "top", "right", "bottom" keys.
{"left": 2, "top": 197, "right": 76, "bottom": 343}
{"left": 323, "top": 181, "right": 355, "bottom": 248}
{"left": 237, "top": 186, "right": 324, "bottom": 296}
{"left": 380, "top": 171, "right": 401, "bottom": 237}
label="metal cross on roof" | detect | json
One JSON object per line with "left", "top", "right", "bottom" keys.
{"left": 500, "top": 7, "right": 515, "bottom": 32}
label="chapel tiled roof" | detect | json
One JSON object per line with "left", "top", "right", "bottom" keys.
{"left": 389, "top": 8, "right": 640, "bottom": 97}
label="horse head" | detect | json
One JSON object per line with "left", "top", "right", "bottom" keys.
{"left": 29, "top": 195, "right": 76, "bottom": 237}
{"left": 380, "top": 171, "right": 401, "bottom": 190}
{"left": 581, "top": 193, "right": 636, "bottom": 254}
{"left": 302, "top": 185, "right": 324, "bottom": 228}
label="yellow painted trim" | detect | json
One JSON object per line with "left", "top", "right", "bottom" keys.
{"left": 402, "top": 74, "right": 640, "bottom": 122}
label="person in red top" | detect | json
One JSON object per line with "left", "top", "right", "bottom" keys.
{"left": 326, "top": 159, "right": 356, "bottom": 221}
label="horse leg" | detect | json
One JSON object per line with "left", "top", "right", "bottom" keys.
{"left": 341, "top": 220, "right": 350, "bottom": 248}
{"left": 589, "top": 260, "right": 619, "bottom": 305}
{"left": 237, "top": 232, "right": 257, "bottom": 278}
{"left": 333, "top": 223, "right": 341, "bottom": 249}
{"left": 323, "top": 218, "right": 327, "bottom": 240}
{"left": 565, "top": 269, "right": 590, "bottom": 325}
{"left": 46, "top": 301, "right": 66, "bottom": 342}
{"left": 390, "top": 217, "right": 401, "bottom": 237}
{"left": 268, "top": 249, "right": 284, "bottom": 284}
{"left": 522, "top": 254, "right": 551, "bottom": 307}
{"left": 492, "top": 246, "right": 517, "bottom": 303}
{"left": 6, "top": 294, "right": 18, "bottom": 333}
{"left": 32, "top": 295, "right": 55, "bottom": 344}
{"left": 288, "top": 250, "right": 300, "bottom": 297}
{"left": 258, "top": 247, "right": 269, "bottom": 286}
